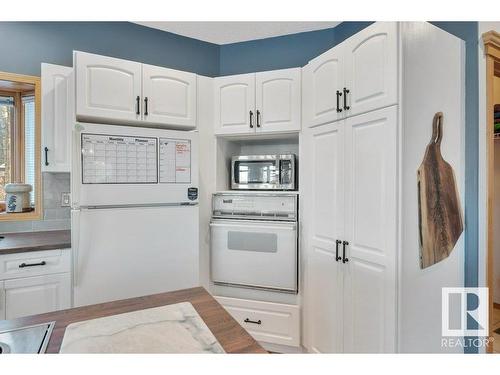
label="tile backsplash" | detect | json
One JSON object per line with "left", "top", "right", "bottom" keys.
{"left": 0, "top": 172, "right": 71, "bottom": 234}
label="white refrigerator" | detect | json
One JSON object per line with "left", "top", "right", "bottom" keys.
{"left": 71, "top": 122, "right": 199, "bottom": 307}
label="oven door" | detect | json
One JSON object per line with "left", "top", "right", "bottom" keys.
{"left": 210, "top": 219, "right": 297, "bottom": 293}
{"left": 231, "top": 156, "right": 280, "bottom": 190}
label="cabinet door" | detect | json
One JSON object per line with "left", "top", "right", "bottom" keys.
{"left": 4, "top": 273, "right": 71, "bottom": 320}
{"left": 343, "top": 22, "right": 398, "bottom": 117}
{"left": 214, "top": 73, "right": 255, "bottom": 135}
{"left": 305, "top": 121, "right": 345, "bottom": 353}
{"left": 142, "top": 64, "right": 197, "bottom": 129}
{"left": 75, "top": 51, "right": 142, "bottom": 123}
{"left": 41, "top": 63, "right": 73, "bottom": 172}
{"left": 0, "top": 281, "right": 4, "bottom": 320}
{"left": 255, "top": 68, "right": 301, "bottom": 133}
{"left": 302, "top": 45, "right": 345, "bottom": 127}
{"left": 342, "top": 106, "right": 397, "bottom": 353}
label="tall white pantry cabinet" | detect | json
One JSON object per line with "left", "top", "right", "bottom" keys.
{"left": 301, "top": 22, "right": 465, "bottom": 353}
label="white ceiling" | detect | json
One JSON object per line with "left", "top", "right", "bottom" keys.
{"left": 134, "top": 22, "right": 341, "bottom": 45}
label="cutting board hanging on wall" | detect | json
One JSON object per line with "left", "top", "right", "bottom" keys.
{"left": 417, "top": 112, "right": 464, "bottom": 269}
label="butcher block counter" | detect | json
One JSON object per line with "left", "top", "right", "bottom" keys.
{"left": 0, "top": 287, "right": 266, "bottom": 354}
{"left": 0, "top": 230, "right": 71, "bottom": 255}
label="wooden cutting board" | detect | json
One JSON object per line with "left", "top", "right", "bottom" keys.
{"left": 417, "top": 112, "right": 463, "bottom": 269}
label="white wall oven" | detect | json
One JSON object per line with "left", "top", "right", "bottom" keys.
{"left": 210, "top": 192, "right": 298, "bottom": 293}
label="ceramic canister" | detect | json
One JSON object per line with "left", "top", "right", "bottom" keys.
{"left": 5, "top": 183, "right": 32, "bottom": 213}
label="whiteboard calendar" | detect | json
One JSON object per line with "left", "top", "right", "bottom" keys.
{"left": 159, "top": 138, "right": 191, "bottom": 183}
{"left": 81, "top": 134, "right": 158, "bottom": 184}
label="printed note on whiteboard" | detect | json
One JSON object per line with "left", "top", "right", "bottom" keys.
{"left": 159, "top": 138, "right": 191, "bottom": 183}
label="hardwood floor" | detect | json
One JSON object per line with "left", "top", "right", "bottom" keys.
{"left": 492, "top": 305, "right": 500, "bottom": 353}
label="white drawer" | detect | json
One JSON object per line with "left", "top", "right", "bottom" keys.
{"left": 0, "top": 249, "right": 71, "bottom": 281}
{"left": 216, "top": 296, "right": 300, "bottom": 347}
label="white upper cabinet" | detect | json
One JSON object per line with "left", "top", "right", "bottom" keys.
{"left": 255, "top": 68, "right": 301, "bottom": 133}
{"left": 41, "top": 63, "right": 74, "bottom": 172}
{"left": 303, "top": 46, "right": 345, "bottom": 127}
{"left": 302, "top": 22, "right": 398, "bottom": 127}
{"left": 75, "top": 51, "right": 197, "bottom": 129}
{"left": 142, "top": 64, "right": 197, "bottom": 129}
{"left": 214, "top": 73, "right": 255, "bottom": 135}
{"left": 75, "top": 51, "right": 142, "bottom": 123}
{"left": 214, "top": 69, "right": 301, "bottom": 136}
{"left": 343, "top": 22, "right": 398, "bottom": 117}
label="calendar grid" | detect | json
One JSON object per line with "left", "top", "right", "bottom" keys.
{"left": 81, "top": 133, "right": 158, "bottom": 185}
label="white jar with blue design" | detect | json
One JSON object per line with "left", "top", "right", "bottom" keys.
{"left": 5, "top": 183, "right": 32, "bottom": 213}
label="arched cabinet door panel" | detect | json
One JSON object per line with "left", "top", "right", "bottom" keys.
{"left": 142, "top": 64, "right": 197, "bottom": 129}
{"left": 214, "top": 73, "right": 256, "bottom": 135}
{"left": 303, "top": 46, "right": 345, "bottom": 128}
{"left": 343, "top": 22, "right": 398, "bottom": 117}
{"left": 255, "top": 68, "right": 301, "bottom": 133}
{"left": 75, "top": 51, "right": 142, "bottom": 123}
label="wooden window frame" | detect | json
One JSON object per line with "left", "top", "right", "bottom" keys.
{"left": 0, "top": 71, "right": 42, "bottom": 222}
{"left": 484, "top": 30, "right": 500, "bottom": 354}
{"left": 0, "top": 90, "right": 24, "bottom": 183}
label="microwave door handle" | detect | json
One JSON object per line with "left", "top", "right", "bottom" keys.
{"left": 278, "top": 159, "right": 283, "bottom": 186}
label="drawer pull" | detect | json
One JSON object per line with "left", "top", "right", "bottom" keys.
{"left": 244, "top": 318, "right": 262, "bottom": 325}
{"left": 19, "top": 261, "right": 47, "bottom": 268}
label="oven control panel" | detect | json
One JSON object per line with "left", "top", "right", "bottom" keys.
{"left": 212, "top": 193, "right": 297, "bottom": 221}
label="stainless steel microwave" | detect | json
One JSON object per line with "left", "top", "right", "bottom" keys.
{"left": 231, "top": 154, "right": 296, "bottom": 190}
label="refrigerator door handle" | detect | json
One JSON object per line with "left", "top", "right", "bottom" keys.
{"left": 82, "top": 202, "right": 198, "bottom": 210}
{"left": 71, "top": 123, "right": 84, "bottom": 208}
{"left": 71, "top": 210, "right": 80, "bottom": 287}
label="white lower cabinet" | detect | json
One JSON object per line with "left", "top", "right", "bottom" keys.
{"left": 0, "top": 249, "right": 71, "bottom": 320}
{"left": 216, "top": 296, "right": 300, "bottom": 348}
{"left": 4, "top": 273, "right": 71, "bottom": 320}
{"left": 0, "top": 281, "right": 4, "bottom": 320}
{"left": 304, "top": 106, "right": 397, "bottom": 353}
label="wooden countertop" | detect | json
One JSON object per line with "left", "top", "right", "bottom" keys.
{"left": 0, "top": 230, "right": 71, "bottom": 255}
{"left": 0, "top": 287, "right": 266, "bottom": 354}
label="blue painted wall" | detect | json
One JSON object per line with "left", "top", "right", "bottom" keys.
{"left": 0, "top": 22, "right": 220, "bottom": 77}
{"left": 219, "top": 22, "right": 373, "bottom": 76}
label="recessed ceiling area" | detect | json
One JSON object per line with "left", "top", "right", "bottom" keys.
{"left": 134, "top": 22, "right": 341, "bottom": 45}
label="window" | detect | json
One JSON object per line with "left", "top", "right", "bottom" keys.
{"left": 0, "top": 72, "right": 41, "bottom": 220}
{"left": 23, "top": 96, "right": 35, "bottom": 205}
{"left": 0, "top": 95, "right": 15, "bottom": 203}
